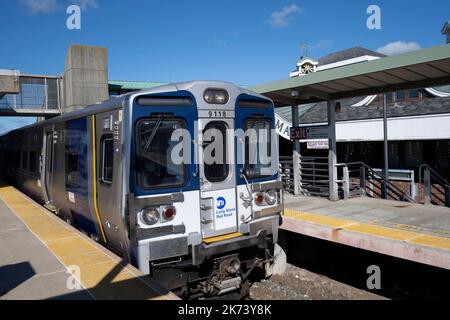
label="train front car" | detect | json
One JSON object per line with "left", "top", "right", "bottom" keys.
{"left": 126, "top": 81, "right": 283, "bottom": 298}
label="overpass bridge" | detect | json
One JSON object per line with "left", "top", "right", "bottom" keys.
{"left": 0, "top": 70, "right": 62, "bottom": 117}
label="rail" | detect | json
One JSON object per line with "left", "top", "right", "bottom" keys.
{"left": 279, "top": 156, "right": 295, "bottom": 194}
{"left": 336, "top": 162, "right": 416, "bottom": 203}
{"left": 419, "top": 164, "right": 450, "bottom": 208}
{"left": 279, "top": 156, "right": 329, "bottom": 197}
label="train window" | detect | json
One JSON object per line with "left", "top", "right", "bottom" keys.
{"left": 46, "top": 135, "right": 53, "bottom": 173}
{"left": 136, "top": 118, "right": 187, "bottom": 190}
{"left": 101, "top": 136, "right": 114, "bottom": 184}
{"left": 244, "top": 118, "right": 273, "bottom": 179}
{"left": 29, "top": 151, "right": 37, "bottom": 173}
{"left": 203, "top": 122, "right": 229, "bottom": 183}
{"left": 66, "top": 152, "right": 78, "bottom": 187}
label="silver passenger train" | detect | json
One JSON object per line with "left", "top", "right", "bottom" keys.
{"left": 0, "top": 81, "right": 283, "bottom": 298}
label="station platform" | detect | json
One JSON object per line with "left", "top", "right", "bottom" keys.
{"left": 0, "top": 185, "right": 178, "bottom": 300}
{"left": 282, "top": 195, "right": 450, "bottom": 270}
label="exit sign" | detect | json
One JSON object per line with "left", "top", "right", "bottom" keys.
{"left": 290, "top": 126, "right": 329, "bottom": 141}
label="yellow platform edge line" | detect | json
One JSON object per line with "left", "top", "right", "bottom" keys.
{"left": 0, "top": 186, "right": 175, "bottom": 300}
{"left": 285, "top": 208, "right": 450, "bottom": 251}
{"left": 203, "top": 232, "right": 242, "bottom": 244}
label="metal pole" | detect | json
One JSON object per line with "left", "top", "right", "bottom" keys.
{"left": 360, "top": 165, "right": 366, "bottom": 197}
{"left": 292, "top": 105, "right": 301, "bottom": 196}
{"left": 445, "top": 185, "right": 450, "bottom": 208}
{"left": 327, "top": 100, "right": 339, "bottom": 201}
{"left": 424, "top": 168, "right": 431, "bottom": 206}
{"left": 382, "top": 93, "right": 389, "bottom": 200}
{"left": 343, "top": 166, "right": 350, "bottom": 200}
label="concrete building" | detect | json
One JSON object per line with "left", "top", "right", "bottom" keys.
{"left": 63, "top": 45, "right": 109, "bottom": 113}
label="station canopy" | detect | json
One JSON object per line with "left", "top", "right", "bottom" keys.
{"left": 250, "top": 44, "right": 450, "bottom": 107}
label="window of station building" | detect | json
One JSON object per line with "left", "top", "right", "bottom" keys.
{"left": 29, "top": 151, "right": 37, "bottom": 173}
{"left": 409, "top": 89, "right": 420, "bottom": 99}
{"left": 405, "top": 142, "right": 423, "bottom": 167}
{"left": 395, "top": 91, "right": 406, "bottom": 102}
{"left": 385, "top": 93, "right": 394, "bottom": 103}
{"left": 388, "top": 143, "right": 401, "bottom": 168}
{"left": 66, "top": 151, "right": 78, "bottom": 187}
{"left": 101, "top": 136, "right": 114, "bottom": 184}
{"left": 435, "top": 141, "right": 449, "bottom": 171}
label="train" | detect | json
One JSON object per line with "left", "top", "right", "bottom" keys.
{"left": 0, "top": 81, "right": 283, "bottom": 298}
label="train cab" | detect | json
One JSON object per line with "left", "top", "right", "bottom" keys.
{"left": 125, "top": 81, "right": 283, "bottom": 297}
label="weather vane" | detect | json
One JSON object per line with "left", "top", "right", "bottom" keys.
{"left": 300, "top": 41, "right": 310, "bottom": 58}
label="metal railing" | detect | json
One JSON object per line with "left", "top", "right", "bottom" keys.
{"left": 300, "top": 156, "right": 330, "bottom": 197}
{"left": 419, "top": 164, "right": 450, "bottom": 208}
{"left": 279, "top": 156, "right": 295, "bottom": 194}
{"left": 336, "top": 162, "right": 416, "bottom": 203}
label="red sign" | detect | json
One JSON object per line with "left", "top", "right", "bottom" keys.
{"left": 290, "top": 126, "right": 329, "bottom": 141}
{"left": 290, "top": 127, "right": 308, "bottom": 141}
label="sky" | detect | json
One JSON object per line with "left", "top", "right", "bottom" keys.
{"left": 0, "top": 0, "right": 449, "bottom": 132}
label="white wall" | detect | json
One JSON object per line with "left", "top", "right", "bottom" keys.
{"left": 277, "top": 113, "right": 450, "bottom": 142}
{"left": 336, "top": 113, "right": 450, "bottom": 142}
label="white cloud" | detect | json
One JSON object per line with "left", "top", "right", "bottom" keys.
{"left": 311, "top": 40, "right": 333, "bottom": 51}
{"left": 20, "top": 0, "right": 98, "bottom": 14}
{"left": 377, "top": 41, "right": 421, "bottom": 56}
{"left": 71, "top": 0, "right": 98, "bottom": 10}
{"left": 21, "top": 0, "right": 61, "bottom": 14}
{"left": 269, "top": 4, "right": 303, "bottom": 27}
{"left": 214, "top": 39, "right": 228, "bottom": 48}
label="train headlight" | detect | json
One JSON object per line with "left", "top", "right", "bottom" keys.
{"left": 204, "top": 89, "right": 229, "bottom": 105}
{"left": 162, "top": 206, "right": 176, "bottom": 221}
{"left": 140, "top": 207, "right": 160, "bottom": 226}
{"left": 265, "top": 191, "right": 277, "bottom": 206}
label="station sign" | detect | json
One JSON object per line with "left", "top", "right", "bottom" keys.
{"left": 307, "top": 140, "right": 330, "bottom": 150}
{"left": 290, "top": 126, "right": 329, "bottom": 141}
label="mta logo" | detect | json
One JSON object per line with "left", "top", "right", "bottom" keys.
{"left": 217, "top": 197, "right": 226, "bottom": 210}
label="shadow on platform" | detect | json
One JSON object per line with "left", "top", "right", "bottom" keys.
{"left": 0, "top": 262, "right": 36, "bottom": 297}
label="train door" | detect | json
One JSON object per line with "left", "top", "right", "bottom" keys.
{"left": 42, "top": 127, "right": 55, "bottom": 205}
{"left": 94, "top": 110, "right": 125, "bottom": 254}
{"left": 198, "top": 118, "right": 238, "bottom": 238}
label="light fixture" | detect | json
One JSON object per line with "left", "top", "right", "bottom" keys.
{"left": 140, "top": 207, "right": 160, "bottom": 226}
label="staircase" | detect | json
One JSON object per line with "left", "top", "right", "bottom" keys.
{"left": 337, "top": 162, "right": 416, "bottom": 204}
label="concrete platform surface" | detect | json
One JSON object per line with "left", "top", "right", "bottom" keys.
{"left": 0, "top": 185, "right": 178, "bottom": 300}
{"left": 283, "top": 195, "right": 450, "bottom": 270}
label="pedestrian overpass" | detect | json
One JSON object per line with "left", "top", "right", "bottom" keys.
{"left": 0, "top": 70, "right": 61, "bottom": 117}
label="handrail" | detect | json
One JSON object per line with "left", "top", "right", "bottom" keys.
{"left": 418, "top": 164, "right": 449, "bottom": 207}
{"left": 419, "top": 164, "right": 449, "bottom": 186}
{"left": 336, "top": 162, "right": 416, "bottom": 203}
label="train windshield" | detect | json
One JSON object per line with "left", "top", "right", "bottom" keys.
{"left": 244, "top": 118, "right": 272, "bottom": 179}
{"left": 136, "top": 118, "right": 187, "bottom": 189}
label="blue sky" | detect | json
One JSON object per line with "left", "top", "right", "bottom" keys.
{"left": 0, "top": 0, "right": 449, "bottom": 132}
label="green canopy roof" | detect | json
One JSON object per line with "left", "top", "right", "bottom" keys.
{"left": 250, "top": 44, "right": 450, "bottom": 107}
